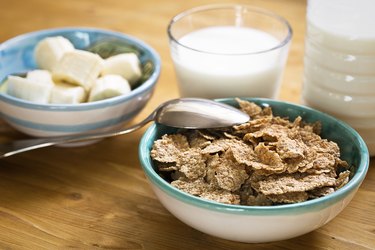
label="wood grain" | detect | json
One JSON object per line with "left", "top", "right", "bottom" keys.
{"left": 0, "top": 0, "right": 374, "bottom": 249}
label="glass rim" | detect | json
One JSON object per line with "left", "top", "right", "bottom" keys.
{"left": 167, "top": 4, "right": 293, "bottom": 56}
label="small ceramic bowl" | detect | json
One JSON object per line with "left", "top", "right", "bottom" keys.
{"left": 0, "top": 27, "right": 160, "bottom": 138}
{"left": 139, "top": 98, "right": 369, "bottom": 243}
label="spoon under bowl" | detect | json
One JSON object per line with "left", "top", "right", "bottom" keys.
{"left": 0, "top": 98, "right": 250, "bottom": 158}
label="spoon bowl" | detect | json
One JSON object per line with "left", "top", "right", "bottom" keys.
{"left": 0, "top": 98, "right": 250, "bottom": 158}
{"left": 154, "top": 98, "right": 250, "bottom": 129}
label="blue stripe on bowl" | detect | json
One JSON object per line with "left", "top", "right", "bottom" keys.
{"left": 1, "top": 107, "right": 142, "bottom": 132}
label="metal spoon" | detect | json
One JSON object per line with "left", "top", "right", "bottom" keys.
{"left": 0, "top": 98, "right": 250, "bottom": 158}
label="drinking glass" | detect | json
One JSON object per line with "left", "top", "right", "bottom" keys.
{"left": 167, "top": 4, "right": 292, "bottom": 99}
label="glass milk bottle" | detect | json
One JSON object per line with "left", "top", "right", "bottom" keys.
{"left": 302, "top": 0, "right": 375, "bottom": 156}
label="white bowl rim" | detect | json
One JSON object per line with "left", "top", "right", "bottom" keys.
{"left": 0, "top": 27, "right": 161, "bottom": 111}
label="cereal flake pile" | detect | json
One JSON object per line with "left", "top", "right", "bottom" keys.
{"left": 151, "top": 99, "right": 351, "bottom": 205}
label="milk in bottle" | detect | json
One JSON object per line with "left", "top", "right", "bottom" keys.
{"left": 302, "top": 0, "right": 375, "bottom": 155}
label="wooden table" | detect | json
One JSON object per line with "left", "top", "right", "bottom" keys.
{"left": 0, "top": 0, "right": 374, "bottom": 249}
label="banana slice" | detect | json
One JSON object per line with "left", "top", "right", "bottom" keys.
{"left": 101, "top": 53, "right": 142, "bottom": 86}
{"left": 88, "top": 74, "right": 131, "bottom": 102}
{"left": 50, "top": 82, "right": 87, "bottom": 104}
{"left": 6, "top": 75, "right": 53, "bottom": 104}
{"left": 26, "top": 69, "right": 54, "bottom": 85}
{"left": 53, "top": 50, "right": 104, "bottom": 91}
{"left": 34, "top": 36, "right": 74, "bottom": 71}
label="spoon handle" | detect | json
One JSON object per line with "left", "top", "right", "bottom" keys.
{"left": 0, "top": 113, "right": 155, "bottom": 159}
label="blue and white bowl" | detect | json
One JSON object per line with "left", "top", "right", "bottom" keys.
{"left": 0, "top": 27, "right": 161, "bottom": 138}
{"left": 139, "top": 98, "right": 369, "bottom": 243}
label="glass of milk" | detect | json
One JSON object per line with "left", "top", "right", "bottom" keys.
{"left": 302, "top": 0, "right": 375, "bottom": 156}
{"left": 167, "top": 4, "right": 292, "bottom": 99}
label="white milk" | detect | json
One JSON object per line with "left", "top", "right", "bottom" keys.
{"left": 302, "top": 0, "right": 375, "bottom": 155}
{"left": 170, "top": 26, "right": 287, "bottom": 99}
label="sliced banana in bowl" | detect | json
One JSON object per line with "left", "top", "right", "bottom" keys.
{"left": 50, "top": 82, "right": 87, "bottom": 104}
{"left": 89, "top": 75, "right": 131, "bottom": 102}
{"left": 3, "top": 34, "right": 145, "bottom": 105}
{"left": 101, "top": 53, "right": 142, "bottom": 86}
{"left": 26, "top": 70, "right": 55, "bottom": 85}
{"left": 34, "top": 36, "right": 75, "bottom": 71}
{"left": 6, "top": 75, "right": 53, "bottom": 104}
{"left": 52, "top": 50, "right": 104, "bottom": 91}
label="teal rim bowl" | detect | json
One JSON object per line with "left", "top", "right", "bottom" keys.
{"left": 139, "top": 98, "right": 369, "bottom": 215}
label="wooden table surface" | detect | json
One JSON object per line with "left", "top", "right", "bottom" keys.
{"left": 0, "top": 0, "right": 374, "bottom": 249}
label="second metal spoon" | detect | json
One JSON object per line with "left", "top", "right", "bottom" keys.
{"left": 0, "top": 98, "right": 250, "bottom": 158}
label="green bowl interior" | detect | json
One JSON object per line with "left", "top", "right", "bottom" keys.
{"left": 139, "top": 98, "right": 369, "bottom": 215}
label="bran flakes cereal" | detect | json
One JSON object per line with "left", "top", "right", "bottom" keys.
{"left": 150, "top": 134, "right": 189, "bottom": 163}
{"left": 200, "top": 190, "right": 241, "bottom": 205}
{"left": 150, "top": 99, "right": 353, "bottom": 206}
{"left": 255, "top": 174, "right": 337, "bottom": 195}
{"left": 246, "top": 194, "right": 273, "bottom": 206}
{"left": 308, "top": 187, "right": 335, "bottom": 198}
{"left": 187, "top": 130, "right": 212, "bottom": 149}
{"left": 171, "top": 179, "right": 211, "bottom": 196}
{"left": 177, "top": 148, "right": 206, "bottom": 180}
{"left": 211, "top": 149, "right": 249, "bottom": 192}
{"left": 266, "top": 191, "right": 309, "bottom": 204}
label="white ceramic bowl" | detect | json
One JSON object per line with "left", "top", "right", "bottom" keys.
{"left": 0, "top": 27, "right": 160, "bottom": 137}
{"left": 139, "top": 98, "right": 369, "bottom": 243}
